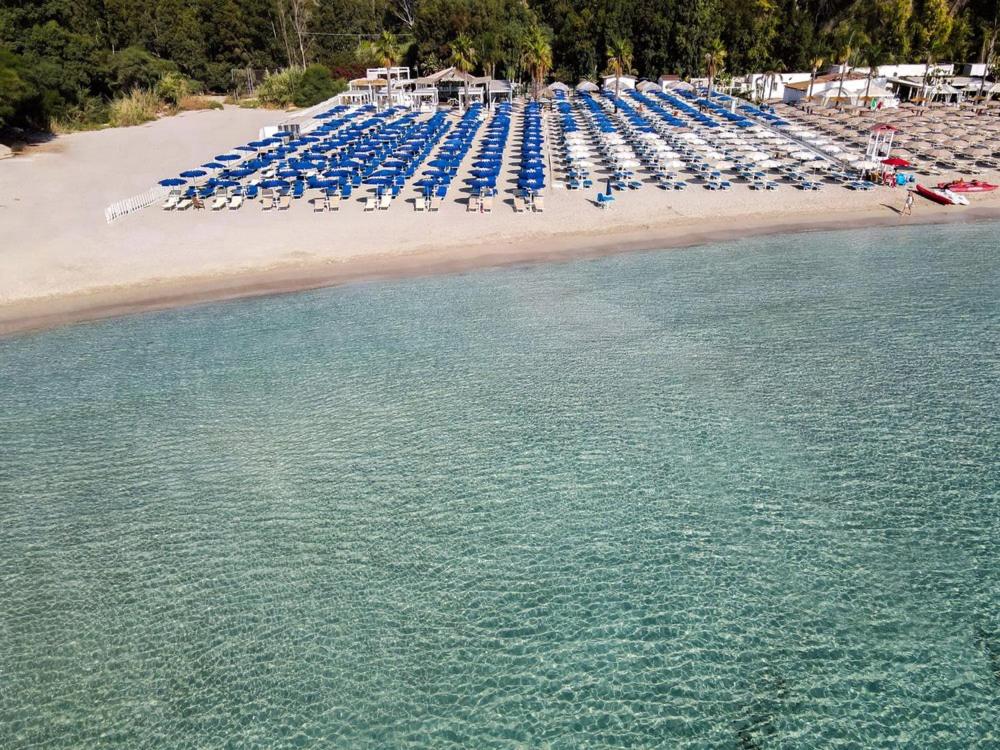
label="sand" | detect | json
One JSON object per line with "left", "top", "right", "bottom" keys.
{"left": 2, "top": 104, "right": 999, "bottom": 337}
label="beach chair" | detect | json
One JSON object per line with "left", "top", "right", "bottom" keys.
{"left": 276, "top": 193, "right": 291, "bottom": 210}
{"left": 467, "top": 196, "right": 479, "bottom": 212}
{"left": 162, "top": 191, "right": 180, "bottom": 210}
{"left": 176, "top": 196, "right": 193, "bottom": 210}
{"left": 228, "top": 193, "right": 244, "bottom": 210}
{"left": 312, "top": 196, "right": 327, "bottom": 212}
{"left": 482, "top": 195, "right": 493, "bottom": 213}
{"left": 378, "top": 193, "right": 393, "bottom": 210}
{"left": 533, "top": 196, "right": 545, "bottom": 212}
{"left": 414, "top": 196, "right": 427, "bottom": 212}
{"left": 364, "top": 196, "right": 377, "bottom": 211}
{"left": 328, "top": 193, "right": 341, "bottom": 211}
{"left": 596, "top": 193, "right": 614, "bottom": 209}
{"left": 211, "top": 192, "right": 228, "bottom": 210}
{"left": 428, "top": 195, "right": 442, "bottom": 211}
{"left": 192, "top": 196, "right": 205, "bottom": 210}
{"left": 513, "top": 195, "right": 526, "bottom": 213}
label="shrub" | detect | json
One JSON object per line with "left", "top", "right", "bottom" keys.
{"left": 51, "top": 95, "right": 109, "bottom": 132}
{"left": 107, "top": 47, "right": 177, "bottom": 94}
{"left": 156, "top": 72, "right": 195, "bottom": 106}
{"left": 108, "top": 88, "right": 159, "bottom": 127}
{"left": 178, "top": 96, "right": 223, "bottom": 111}
{"left": 293, "top": 64, "right": 337, "bottom": 107}
{"left": 256, "top": 68, "right": 304, "bottom": 107}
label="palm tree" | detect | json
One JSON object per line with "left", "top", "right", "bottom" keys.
{"left": 606, "top": 36, "right": 633, "bottom": 113}
{"left": 478, "top": 32, "right": 501, "bottom": 108}
{"left": 806, "top": 56, "right": 824, "bottom": 102}
{"left": 759, "top": 70, "right": 781, "bottom": 103}
{"left": 357, "top": 31, "right": 402, "bottom": 111}
{"left": 863, "top": 44, "right": 884, "bottom": 105}
{"left": 521, "top": 30, "right": 552, "bottom": 101}
{"left": 703, "top": 39, "right": 726, "bottom": 97}
{"left": 835, "top": 31, "right": 856, "bottom": 107}
{"left": 449, "top": 33, "right": 477, "bottom": 111}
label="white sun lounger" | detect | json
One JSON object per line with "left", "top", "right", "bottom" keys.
{"left": 364, "top": 196, "right": 377, "bottom": 211}
{"left": 513, "top": 195, "right": 526, "bottom": 213}
{"left": 176, "top": 198, "right": 193, "bottom": 211}
{"left": 312, "top": 196, "right": 327, "bottom": 212}
{"left": 228, "top": 195, "right": 243, "bottom": 210}
{"left": 211, "top": 195, "right": 228, "bottom": 210}
{"left": 328, "top": 193, "right": 341, "bottom": 211}
{"left": 378, "top": 194, "right": 393, "bottom": 210}
{"left": 277, "top": 194, "right": 291, "bottom": 210}
{"left": 414, "top": 196, "right": 426, "bottom": 212}
{"left": 162, "top": 192, "right": 180, "bottom": 210}
{"left": 482, "top": 195, "right": 493, "bottom": 213}
{"left": 429, "top": 195, "right": 442, "bottom": 212}
{"left": 533, "top": 196, "right": 545, "bottom": 212}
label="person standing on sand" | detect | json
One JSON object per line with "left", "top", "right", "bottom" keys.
{"left": 902, "top": 191, "right": 914, "bottom": 216}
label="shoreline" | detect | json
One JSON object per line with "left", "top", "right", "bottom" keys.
{"left": 3, "top": 204, "right": 999, "bottom": 339}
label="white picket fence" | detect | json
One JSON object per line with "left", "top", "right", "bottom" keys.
{"left": 104, "top": 185, "right": 168, "bottom": 224}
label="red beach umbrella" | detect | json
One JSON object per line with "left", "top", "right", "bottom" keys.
{"left": 882, "top": 157, "right": 912, "bottom": 167}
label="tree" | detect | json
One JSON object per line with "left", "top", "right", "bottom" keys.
{"left": 606, "top": 36, "right": 633, "bottom": 113}
{"left": 294, "top": 63, "right": 337, "bottom": 106}
{"left": 275, "top": 0, "right": 316, "bottom": 68}
{"left": 807, "top": 55, "right": 825, "bottom": 102}
{"left": 862, "top": 43, "right": 885, "bottom": 103}
{"left": 703, "top": 38, "right": 726, "bottom": 97}
{"left": 358, "top": 31, "right": 403, "bottom": 110}
{"left": 449, "top": 33, "right": 477, "bottom": 110}
{"left": 915, "top": 0, "right": 954, "bottom": 103}
{"left": 521, "top": 28, "right": 552, "bottom": 101}
{"left": 758, "top": 70, "right": 781, "bottom": 102}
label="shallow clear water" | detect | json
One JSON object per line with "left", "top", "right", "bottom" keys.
{"left": 1, "top": 223, "right": 998, "bottom": 748}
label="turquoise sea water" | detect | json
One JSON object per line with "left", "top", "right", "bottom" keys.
{"left": 1, "top": 223, "right": 998, "bottom": 748}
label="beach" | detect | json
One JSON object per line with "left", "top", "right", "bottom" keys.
{"left": 2, "top": 104, "right": 999, "bottom": 336}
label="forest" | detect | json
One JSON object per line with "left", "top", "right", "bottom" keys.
{"left": 1, "top": 0, "right": 998, "bottom": 131}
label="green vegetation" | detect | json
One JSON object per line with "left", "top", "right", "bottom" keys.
{"left": 1, "top": 0, "right": 998, "bottom": 132}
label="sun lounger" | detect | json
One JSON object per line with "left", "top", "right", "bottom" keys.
{"left": 162, "top": 192, "right": 180, "bottom": 210}
{"left": 378, "top": 194, "right": 393, "bottom": 210}
{"left": 533, "top": 196, "right": 545, "bottom": 212}
{"left": 211, "top": 195, "right": 227, "bottom": 210}
{"left": 176, "top": 198, "right": 193, "bottom": 210}
{"left": 414, "top": 197, "right": 426, "bottom": 212}
{"left": 596, "top": 193, "right": 614, "bottom": 209}
{"left": 228, "top": 194, "right": 243, "bottom": 210}
{"left": 277, "top": 193, "right": 291, "bottom": 210}
{"left": 364, "top": 196, "right": 377, "bottom": 211}
{"left": 467, "top": 196, "right": 479, "bottom": 212}
{"left": 482, "top": 195, "right": 493, "bottom": 213}
{"left": 312, "top": 196, "right": 327, "bottom": 212}
{"left": 513, "top": 195, "right": 526, "bottom": 213}
{"left": 328, "top": 193, "right": 341, "bottom": 211}
{"left": 429, "top": 196, "right": 442, "bottom": 212}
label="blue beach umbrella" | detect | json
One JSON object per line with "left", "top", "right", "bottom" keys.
{"left": 260, "top": 179, "right": 288, "bottom": 189}
{"left": 202, "top": 162, "right": 225, "bottom": 170}
{"left": 159, "top": 177, "right": 187, "bottom": 186}
{"left": 180, "top": 169, "right": 207, "bottom": 178}
{"left": 215, "top": 153, "right": 241, "bottom": 161}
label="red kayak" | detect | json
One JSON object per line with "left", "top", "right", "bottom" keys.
{"left": 916, "top": 184, "right": 969, "bottom": 206}
{"left": 936, "top": 179, "right": 998, "bottom": 193}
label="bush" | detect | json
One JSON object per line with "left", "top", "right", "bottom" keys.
{"left": 107, "top": 47, "right": 177, "bottom": 94}
{"left": 293, "top": 64, "right": 337, "bottom": 107}
{"left": 108, "top": 88, "right": 159, "bottom": 127}
{"left": 178, "top": 96, "right": 223, "bottom": 111}
{"left": 51, "top": 95, "right": 109, "bottom": 132}
{"left": 156, "top": 72, "right": 197, "bottom": 106}
{"left": 256, "top": 68, "right": 305, "bottom": 107}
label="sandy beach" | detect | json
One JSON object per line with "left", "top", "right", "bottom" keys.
{"left": 2, "top": 104, "right": 999, "bottom": 337}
